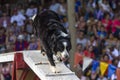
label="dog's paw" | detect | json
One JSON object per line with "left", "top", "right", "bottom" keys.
{"left": 50, "top": 66, "right": 60, "bottom": 73}
{"left": 41, "top": 52, "right": 46, "bottom": 56}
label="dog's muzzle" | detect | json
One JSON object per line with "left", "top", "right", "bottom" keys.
{"left": 56, "top": 50, "right": 69, "bottom": 61}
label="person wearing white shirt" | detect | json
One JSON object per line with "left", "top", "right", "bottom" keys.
{"left": 99, "top": 0, "right": 111, "bottom": 12}
{"left": 25, "top": 4, "right": 37, "bottom": 18}
{"left": 11, "top": 9, "right": 26, "bottom": 27}
{"left": 109, "top": 45, "right": 119, "bottom": 60}
{"left": 49, "top": 0, "right": 61, "bottom": 14}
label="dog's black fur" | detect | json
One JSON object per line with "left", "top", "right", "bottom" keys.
{"left": 32, "top": 10, "right": 71, "bottom": 67}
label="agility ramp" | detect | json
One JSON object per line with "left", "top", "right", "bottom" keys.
{"left": 0, "top": 50, "right": 79, "bottom": 80}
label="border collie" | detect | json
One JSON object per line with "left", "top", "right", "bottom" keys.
{"left": 32, "top": 10, "right": 71, "bottom": 73}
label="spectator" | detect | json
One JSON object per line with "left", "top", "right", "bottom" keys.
{"left": 10, "top": 8, "right": 26, "bottom": 27}
{"left": 99, "top": 0, "right": 111, "bottom": 12}
{"left": 101, "top": 54, "right": 111, "bottom": 63}
{"left": 0, "top": 5, "right": 3, "bottom": 17}
{"left": 14, "top": 34, "right": 28, "bottom": 51}
{"left": 94, "top": 4, "right": 104, "bottom": 20}
{"left": 8, "top": 21, "right": 21, "bottom": 36}
{"left": 49, "top": 0, "right": 61, "bottom": 14}
{"left": 0, "top": 26, "right": 6, "bottom": 53}
{"left": 105, "top": 33, "right": 117, "bottom": 47}
{"left": 75, "top": 0, "right": 82, "bottom": 21}
{"left": 83, "top": 45, "right": 95, "bottom": 59}
{"left": 109, "top": 45, "right": 119, "bottom": 60}
{"left": 75, "top": 16, "right": 87, "bottom": 33}
{"left": 0, "top": 11, "right": 10, "bottom": 29}
{"left": 76, "top": 31, "right": 88, "bottom": 49}
{"left": 112, "top": 14, "right": 120, "bottom": 38}
{"left": 97, "top": 25, "right": 107, "bottom": 40}
{"left": 25, "top": 19, "right": 34, "bottom": 35}
{"left": 1, "top": 63, "right": 11, "bottom": 80}
{"left": 25, "top": 2, "right": 38, "bottom": 18}
{"left": 3, "top": 3, "right": 11, "bottom": 16}
{"left": 17, "top": 4, "right": 25, "bottom": 15}
{"left": 28, "top": 35, "right": 38, "bottom": 50}
{"left": 101, "top": 12, "right": 112, "bottom": 33}
{"left": 110, "top": 58, "right": 119, "bottom": 80}
{"left": 58, "top": 0, "right": 67, "bottom": 17}
{"left": 6, "top": 30, "right": 16, "bottom": 52}
{"left": 23, "top": 31, "right": 31, "bottom": 42}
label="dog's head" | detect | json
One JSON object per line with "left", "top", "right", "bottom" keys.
{"left": 54, "top": 32, "right": 71, "bottom": 61}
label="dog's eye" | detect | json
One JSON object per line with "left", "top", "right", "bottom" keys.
{"left": 57, "top": 44, "right": 64, "bottom": 52}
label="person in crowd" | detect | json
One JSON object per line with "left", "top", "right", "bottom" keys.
{"left": 23, "top": 31, "right": 31, "bottom": 42}
{"left": 101, "top": 12, "right": 112, "bottom": 33}
{"left": 3, "top": 3, "right": 11, "bottom": 16}
{"left": 25, "top": 19, "right": 34, "bottom": 35}
{"left": 0, "top": 26, "right": 6, "bottom": 53}
{"left": 1, "top": 63, "right": 11, "bottom": 80}
{"left": 58, "top": 0, "right": 67, "bottom": 17}
{"left": 112, "top": 14, "right": 120, "bottom": 38}
{"left": 14, "top": 34, "right": 28, "bottom": 51}
{"left": 0, "top": 11, "right": 10, "bottom": 29}
{"left": 49, "top": 0, "right": 61, "bottom": 14}
{"left": 25, "top": 2, "right": 38, "bottom": 18}
{"left": 83, "top": 45, "right": 95, "bottom": 59}
{"left": 8, "top": 21, "right": 21, "bottom": 37}
{"left": 94, "top": 4, "right": 104, "bottom": 20}
{"left": 17, "top": 4, "right": 25, "bottom": 15}
{"left": 105, "top": 33, "right": 117, "bottom": 47}
{"left": 0, "top": 4, "right": 3, "bottom": 17}
{"left": 28, "top": 34, "right": 38, "bottom": 50}
{"left": 109, "top": 45, "right": 119, "bottom": 60}
{"left": 10, "top": 8, "right": 26, "bottom": 27}
{"left": 6, "top": 30, "right": 16, "bottom": 52}
{"left": 76, "top": 31, "right": 88, "bottom": 49}
{"left": 97, "top": 25, "right": 107, "bottom": 40}
{"left": 110, "top": 58, "right": 119, "bottom": 80}
{"left": 76, "top": 43, "right": 83, "bottom": 54}
{"left": 75, "top": 16, "right": 87, "bottom": 34}
{"left": 99, "top": 0, "right": 111, "bottom": 12}
{"left": 75, "top": 0, "right": 82, "bottom": 21}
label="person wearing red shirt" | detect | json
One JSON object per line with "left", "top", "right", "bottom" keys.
{"left": 83, "top": 45, "right": 95, "bottom": 59}
{"left": 112, "top": 14, "right": 120, "bottom": 37}
{"left": 14, "top": 34, "right": 29, "bottom": 51}
{"left": 101, "top": 13, "right": 112, "bottom": 33}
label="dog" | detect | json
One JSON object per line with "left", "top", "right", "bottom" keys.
{"left": 32, "top": 10, "right": 71, "bottom": 73}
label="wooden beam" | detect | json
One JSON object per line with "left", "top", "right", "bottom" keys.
{"left": 67, "top": 0, "right": 76, "bottom": 71}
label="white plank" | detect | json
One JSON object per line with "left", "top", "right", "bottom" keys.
{"left": 0, "top": 50, "right": 41, "bottom": 63}
{"left": 0, "top": 50, "right": 79, "bottom": 80}
{"left": 23, "top": 51, "right": 79, "bottom": 80}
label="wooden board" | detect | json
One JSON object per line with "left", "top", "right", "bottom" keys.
{"left": 23, "top": 51, "right": 79, "bottom": 80}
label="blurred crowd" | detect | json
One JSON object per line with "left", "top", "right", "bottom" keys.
{"left": 73, "top": 0, "right": 120, "bottom": 80}
{"left": 0, "top": 0, "right": 120, "bottom": 80}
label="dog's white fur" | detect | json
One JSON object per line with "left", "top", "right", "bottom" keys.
{"left": 32, "top": 14, "right": 36, "bottom": 21}
{"left": 50, "top": 65, "right": 60, "bottom": 73}
{"left": 61, "top": 42, "right": 69, "bottom": 58}
{"left": 60, "top": 31, "right": 68, "bottom": 37}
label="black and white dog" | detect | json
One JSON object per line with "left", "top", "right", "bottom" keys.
{"left": 32, "top": 10, "right": 71, "bottom": 73}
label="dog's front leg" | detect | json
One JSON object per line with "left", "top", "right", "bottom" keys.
{"left": 46, "top": 53, "right": 60, "bottom": 73}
